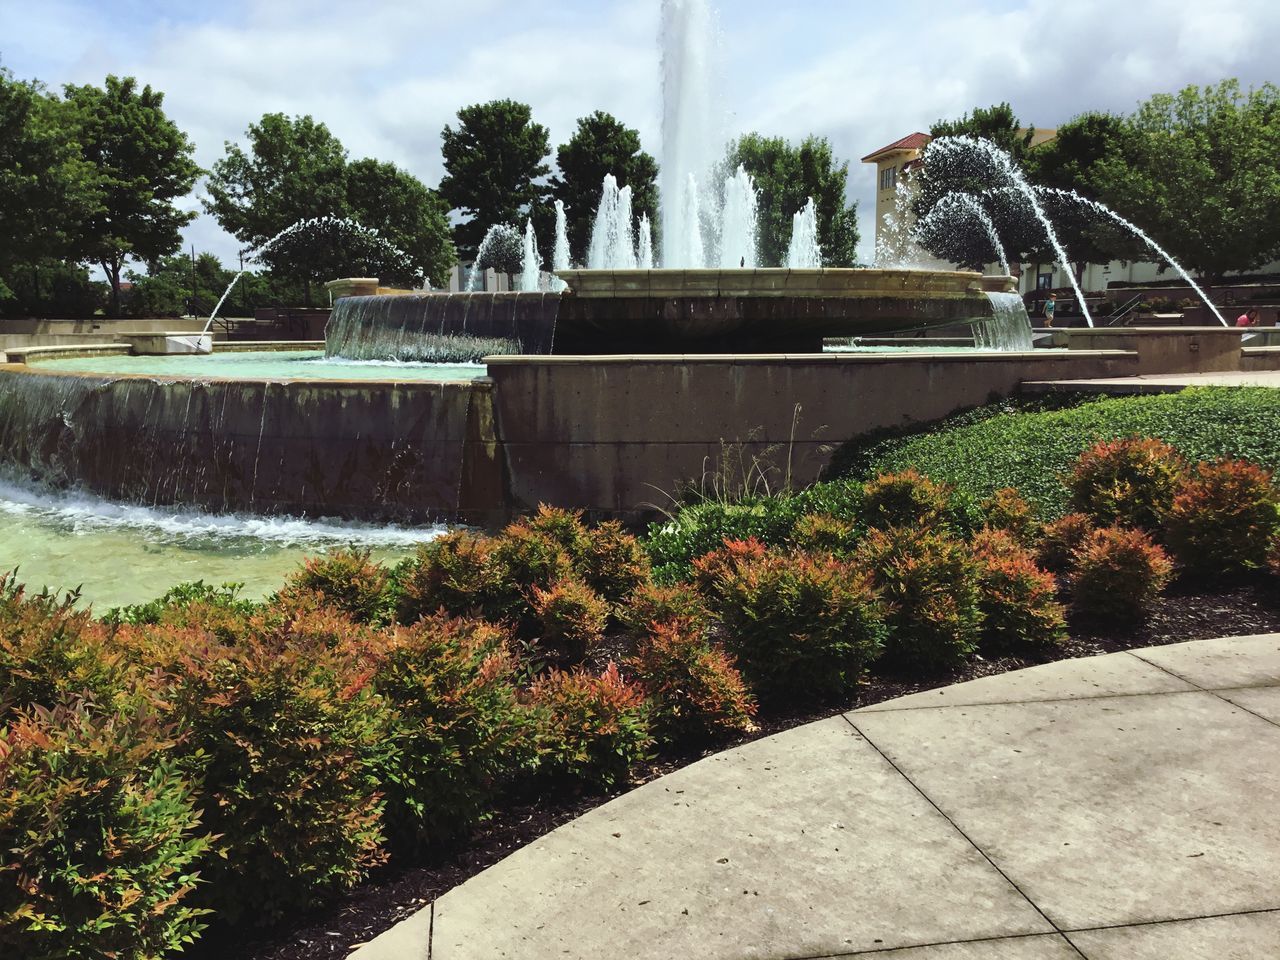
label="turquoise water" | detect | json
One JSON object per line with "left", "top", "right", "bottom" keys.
{"left": 0, "top": 477, "right": 443, "bottom": 611}
{"left": 33, "top": 350, "right": 486, "bottom": 381}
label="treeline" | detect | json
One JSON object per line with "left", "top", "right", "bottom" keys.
{"left": 915, "top": 80, "right": 1280, "bottom": 283}
{"left": 1, "top": 66, "right": 860, "bottom": 319}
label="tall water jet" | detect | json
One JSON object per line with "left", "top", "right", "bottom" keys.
{"left": 520, "top": 219, "right": 541, "bottom": 292}
{"left": 660, "top": 0, "right": 721, "bottom": 268}
{"left": 549, "top": 199, "right": 572, "bottom": 292}
{"left": 587, "top": 175, "right": 639, "bottom": 270}
{"left": 718, "top": 165, "right": 759, "bottom": 268}
{"left": 917, "top": 192, "right": 1009, "bottom": 275}
{"left": 926, "top": 136, "right": 1094, "bottom": 326}
{"left": 874, "top": 180, "right": 931, "bottom": 269}
{"left": 786, "top": 198, "right": 822, "bottom": 269}
{"left": 1036, "top": 186, "right": 1228, "bottom": 326}
{"left": 637, "top": 214, "right": 654, "bottom": 269}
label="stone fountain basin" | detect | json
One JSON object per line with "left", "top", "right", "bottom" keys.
{"left": 553, "top": 268, "right": 1015, "bottom": 353}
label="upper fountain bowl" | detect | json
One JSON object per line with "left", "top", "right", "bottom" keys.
{"left": 552, "top": 267, "right": 1016, "bottom": 353}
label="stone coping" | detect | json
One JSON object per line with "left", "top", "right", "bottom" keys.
{"left": 1058, "top": 326, "right": 1248, "bottom": 335}
{"left": 555, "top": 267, "right": 1010, "bottom": 299}
{"left": 213, "top": 340, "right": 325, "bottom": 353}
{"left": 3, "top": 343, "right": 132, "bottom": 364}
{"left": 482, "top": 349, "right": 1135, "bottom": 366}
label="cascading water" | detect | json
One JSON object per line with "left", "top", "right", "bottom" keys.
{"left": 975, "top": 291, "right": 1034, "bottom": 351}
{"left": 637, "top": 214, "right": 655, "bottom": 270}
{"left": 916, "top": 192, "right": 1009, "bottom": 275}
{"left": 874, "top": 180, "right": 931, "bottom": 269}
{"left": 1036, "top": 186, "right": 1227, "bottom": 326}
{"left": 660, "top": 0, "right": 721, "bottom": 269}
{"left": 587, "top": 175, "right": 639, "bottom": 270}
{"left": 718, "top": 165, "right": 759, "bottom": 268}
{"left": 519, "top": 219, "right": 541, "bottom": 292}
{"left": 786, "top": 198, "right": 822, "bottom": 269}
{"left": 926, "top": 136, "right": 1094, "bottom": 326}
{"left": 204, "top": 215, "right": 417, "bottom": 334}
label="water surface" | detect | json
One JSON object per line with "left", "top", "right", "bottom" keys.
{"left": 33, "top": 350, "right": 486, "bottom": 382}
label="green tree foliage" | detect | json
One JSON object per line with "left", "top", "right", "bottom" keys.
{"left": 1082, "top": 80, "right": 1280, "bottom": 280}
{"left": 346, "top": 158, "right": 457, "bottom": 288}
{"left": 61, "top": 76, "right": 200, "bottom": 317}
{"left": 550, "top": 111, "right": 658, "bottom": 265}
{"left": 439, "top": 100, "right": 551, "bottom": 260}
{"left": 125, "top": 252, "right": 233, "bottom": 318}
{"left": 930, "top": 102, "right": 1034, "bottom": 162}
{"left": 0, "top": 68, "right": 98, "bottom": 308}
{"left": 724, "top": 134, "right": 859, "bottom": 267}
{"left": 205, "top": 114, "right": 454, "bottom": 300}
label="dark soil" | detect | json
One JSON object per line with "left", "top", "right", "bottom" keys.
{"left": 196, "top": 580, "right": 1280, "bottom": 960}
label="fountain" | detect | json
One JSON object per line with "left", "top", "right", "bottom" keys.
{"left": 786, "top": 198, "right": 822, "bottom": 269}
{"left": 718, "top": 165, "right": 759, "bottom": 268}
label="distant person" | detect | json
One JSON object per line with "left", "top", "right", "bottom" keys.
{"left": 1235, "top": 308, "right": 1260, "bottom": 327}
{"left": 1043, "top": 293, "right": 1057, "bottom": 328}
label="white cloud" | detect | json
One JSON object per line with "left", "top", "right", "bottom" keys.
{"left": 4, "top": 0, "right": 1279, "bottom": 268}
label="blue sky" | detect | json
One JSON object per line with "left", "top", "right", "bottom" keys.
{"left": 3, "top": 0, "right": 1277, "bottom": 266}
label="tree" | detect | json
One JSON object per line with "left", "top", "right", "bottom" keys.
{"left": 439, "top": 100, "right": 551, "bottom": 260}
{"left": 1083, "top": 80, "right": 1280, "bottom": 280}
{"left": 205, "top": 115, "right": 455, "bottom": 300}
{"left": 126, "top": 252, "right": 234, "bottom": 318}
{"left": 550, "top": 111, "right": 659, "bottom": 265}
{"left": 346, "top": 158, "right": 456, "bottom": 288}
{"left": 930, "top": 103, "right": 1033, "bottom": 164}
{"left": 0, "top": 67, "right": 98, "bottom": 306}
{"left": 61, "top": 76, "right": 200, "bottom": 316}
{"left": 724, "top": 134, "right": 859, "bottom": 267}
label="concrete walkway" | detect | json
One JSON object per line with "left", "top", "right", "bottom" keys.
{"left": 352, "top": 634, "right": 1280, "bottom": 959}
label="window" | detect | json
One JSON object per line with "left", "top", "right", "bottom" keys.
{"left": 1037, "top": 272, "right": 1054, "bottom": 290}
{"left": 880, "top": 165, "right": 897, "bottom": 191}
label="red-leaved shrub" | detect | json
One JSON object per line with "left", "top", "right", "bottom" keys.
{"left": 1071, "top": 526, "right": 1173, "bottom": 622}
{"left": 854, "top": 525, "right": 983, "bottom": 673}
{"left": 395, "top": 531, "right": 504, "bottom": 624}
{"left": 1164, "top": 459, "right": 1280, "bottom": 576}
{"left": 529, "top": 663, "right": 652, "bottom": 789}
{"left": 280, "top": 548, "right": 391, "bottom": 624}
{"left": 1067, "top": 437, "right": 1186, "bottom": 531}
{"left": 618, "top": 581, "right": 713, "bottom": 636}
{"left": 693, "top": 542, "right": 888, "bottom": 701}
{"left": 862, "top": 469, "right": 952, "bottom": 530}
{"left": 530, "top": 579, "right": 609, "bottom": 662}
{"left": 789, "top": 513, "right": 859, "bottom": 555}
{"left": 626, "top": 621, "right": 757, "bottom": 741}
{"left": 971, "top": 530, "right": 1066, "bottom": 655}
{"left": 980, "top": 488, "right": 1038, "bottom": 543}
{"left": 1036, "top": 513, "right": 1096, "bottom": 573}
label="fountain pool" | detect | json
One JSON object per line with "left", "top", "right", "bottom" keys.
{"left": 30, "top": 350, "right": 487, "bottom": 382}
{"left": 0, "top": 475, "right": 440, "bottom": 608}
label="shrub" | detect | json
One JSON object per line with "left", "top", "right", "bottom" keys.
{"left": 580, "top": 521, "right": 653, "bottom": 605}
{"left": 395, "top": 531, "right": 505, "bottom": 625}
{"left": 642, "top": 498, "right": 806, "bottom": 583}
{"left": 529, "top": 663, "right": 652, "bottom": 790}
{"left": 694, "top": 542, "right": 888, "bottom": 702}
{"left": 1036, "top": 513, "right": 1096, "bottom": 573}
{"left": 626, "top": 621, "right": 756, "bottom": 742}
{"left": 618, "top": 582, "right": 713, "bottom": 637}
{"left": 981, "top": 488, "right": 1039, "bottom": 543}
{"left": 1067, "top": 437, "right": 1186, "bottom": 531}
{"left": 524, "top": 504, "right": 592, "bottom": 562}
{"left": 106, "top": 581, "right": 259, "bottom": 639}
{"left": 252, "top": 590, "right": 377, "bottom": 655}
{"left": 369, "top": 616, "right": 535, "bottom": 852}
{"left": 150, "top": 631, "right": 387, "bottom": 925}
{"left": 0, "top": 576, "right": 125, "bottom": 717}
{"left": 862, "top": 469, "right": 952, "bottom": 530}
{"left": 530, "top": 579, "right": 609, "bottom": 662}
{"left": 0, "top": 697, "right": 212, "bottom": 960}
{"left": 279, "top": 548, "right": 391, "bottom": 624}
{"left": 789, "top": 513, "right": 859, "bottom": 554}
{"left": 970, "top": 530, "right": 1066, "bottom": 656}
{"left": 1071, "top": 526, "right": 1173, "bottom": 623}
{"left": 490, "top": 523, "right": 576, "bottom": 634}
{"left": 1164, "top": 460, "right": 1280, "bottom": 576}
{"left": 855, "top": 526, "right": 984, "bottom": 673}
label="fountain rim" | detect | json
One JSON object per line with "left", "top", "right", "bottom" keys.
{"left": 554, "top": 267, "right": 1017, "bottom": 298}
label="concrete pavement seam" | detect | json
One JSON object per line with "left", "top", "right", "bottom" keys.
{"left": 1127, "top": 652, "right": 1280, "bottom": 730}
{"left": 1058, "top": 904, "right": 1280, "bottom": 936}
{"left": 769, "top": 930, "right": 1076, "bottom": 958}
{"left": 427, "top": 900, "right": 434, "bottom": 960}
{"left": 839, "top": 714, "right": 1088, "bottom": 959}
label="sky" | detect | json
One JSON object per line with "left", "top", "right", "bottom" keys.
{"left": 2, "top": 0, "right": 1278, "bottom": 267}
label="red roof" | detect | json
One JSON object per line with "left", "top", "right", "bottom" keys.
{"left": 861, "top": 132, "right": 931, "bottom": 163}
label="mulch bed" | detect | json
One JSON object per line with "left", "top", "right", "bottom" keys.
{"left": 195, "top": 580, "right": 1280, "bottom": 960}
